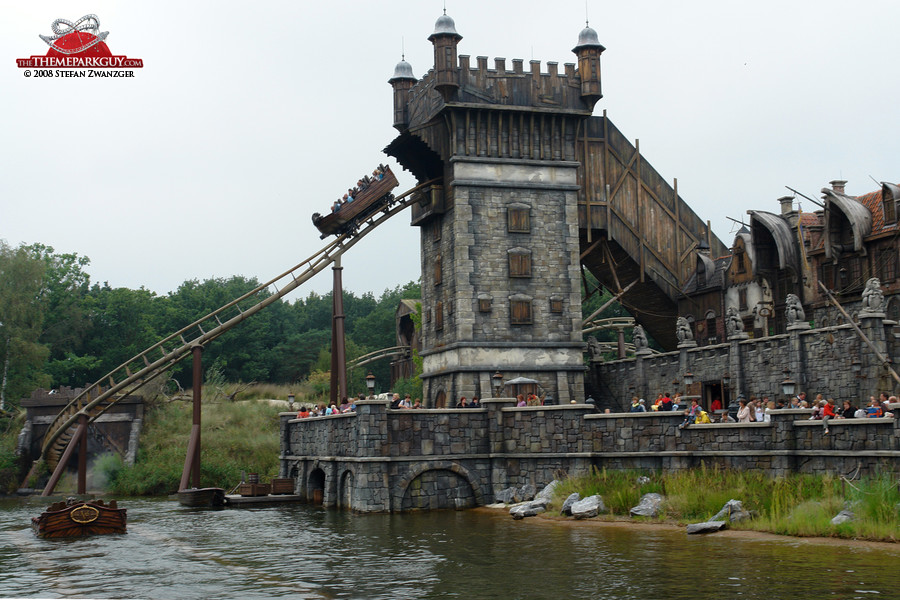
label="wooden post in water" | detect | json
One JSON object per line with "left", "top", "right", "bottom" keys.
{"left": 179, "top": 345, "right": 203, "bottom": 491}
{"left": 77, "top": 413, "right": 87, "bottom": 494}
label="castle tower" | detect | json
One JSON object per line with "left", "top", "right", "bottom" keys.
{"left": 572, "top": 22, "right": 605, "bottom": 110}
{"left": 428, "top": 11, "right": 462, "bottom": 102}
{"left": 388, "top": 56, "right": 417, "bottom": 131}
{"left": 385, "top": 14, "right": 603, "bottom": 406}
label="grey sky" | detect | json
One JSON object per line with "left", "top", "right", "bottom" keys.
{"left": 3, "top": 1, "right": 898, "bottom": 299}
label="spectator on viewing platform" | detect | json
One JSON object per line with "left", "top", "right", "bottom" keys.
{"left": 788, "top": 396, "right": 801, "bottom": 409}
{"left": 763, "top": 400, "right": 776, "bottom": 422}
{"left": 469, "top": 396, "right": 481, "bottom": 408}
{"left": 413, "top": 398, "right": 422, "bottom": 409}
{"left": 297, "top": 406, "right": 311, "bottom": 419}
{"left": 865, "top": 397, "right": 883, "bottom": 418}
{"left": 516, "top": 394, "right": 527, "bottom": 407}
{"left": 339, "top": 397, "right": 351, "bottom": 413}
{"left": 672, "top": 392, "right": 683, "bottom": 411}
{"left": 737, "top": 398, "right": 752, "bottom": 423}
{"left": 400, "top": 394, "right": 412, "bottom": 409}
{"left": 660, "top": 393, "right": 673, "bottom": 412}
{"left": 710, "top": 397, "right": 722, "bottom": 413}
{"left": 753, "top": 397, "right": 765, "bottom": 422}
{"left": 390, "top": 393, "right": 403, "bottom": 409}
{"left": 456, "top": 396, "right": 469, "bottom": 408}
{"left": 678, "top": 399, "right": 702, "bottom": 429}
{"left": 629, "top": 397, "right": 646, "bottom": 413}
{"left": 837, "top": 399, "right": 856, "bottom": 418}
{"left": 652, "top": 393, "right": 664, "bottom": 411}
{"left": 526, "top": 393, "right": 542, "bottom": 407}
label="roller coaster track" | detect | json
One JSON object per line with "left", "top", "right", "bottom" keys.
{"left": 37, "top": 178, "right": 437, "bottom": 479}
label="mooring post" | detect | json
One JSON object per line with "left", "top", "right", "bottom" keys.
{"left": 191, "top": 345, "right": 202, "bottom": 488}
{"left": 331, "top": 256, "right": 347, "bottom": 406}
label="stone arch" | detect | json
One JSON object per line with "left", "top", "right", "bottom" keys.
{"left": 338, "top": 468, "right": 354, "bottom": 510}
{"left": 307, "top": 466, "right": 326, "bottom": 505}
{"left": 433, "top": 389, "right": 447, "bottom": 408}
{"left": 394, "top": 460, "right": 485, "bottom": 512}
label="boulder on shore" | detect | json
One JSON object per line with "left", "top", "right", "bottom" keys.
{"left": 510, "top": 499, "right": 548, "bottom": 520}
{"left": 535, "top": 480, "right": 560, "bottom": 503}
{"left": 630, "top": 493, "right": 664, "bottom": 518}
{"left": 561, "top": 493, "right": 581, "bottom": 516}
{"left": 571, "top": 495, "right": 606, "bottom": 519}
{"left": 686, "top": 520, "right": 728, "bottom": 535}
{"left": 831, "top": 509, "right": 854, "bottom": 525}
{"left": 494, "top": 487, "right": 517, "bottom": 504}
{"left": 712, "top": 499, "right": 752, "bottom": 523}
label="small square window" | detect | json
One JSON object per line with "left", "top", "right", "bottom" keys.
{"left": 511, "top": 299, "right": 532, "bottom": 325}
{"left": 550, "top": 299, "right": 563, "bottom": 313}
{"left": 509, "top": 252, "right": 532, "bottom": 278}
{"left": 508, "top": 207, "right": 530, "bottom": 233}
{"left": 478, "top": 298, "right": 492, "bottom": 312}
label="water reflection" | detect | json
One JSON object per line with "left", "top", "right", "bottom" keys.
{"left": 0, "top": 498, "right": 896, "bottom": 599}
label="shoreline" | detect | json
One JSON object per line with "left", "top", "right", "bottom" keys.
{"left": 474, "top": 506, "right": 900, "bottom": 552}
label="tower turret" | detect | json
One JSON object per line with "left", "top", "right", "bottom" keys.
{"left": 572, "top": 22, "right": 605, "bottom": 110}
{"left": 388, "top": 56, "right": 417, "bottom": 131}
{"left": 428, "top": 10, "right": 462, "bottom": 102}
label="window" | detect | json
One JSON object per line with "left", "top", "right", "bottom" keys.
{"left": 434, "top": 255, "right": 443, "bottom": 286}
{"left": 738, "top": 288, "right": 748, "bottom": 311}
{"left": 435, "top": 301, "right": 443, "bottom": 331}
{"left": 736, "top": 251, "right": 746, "bottom": 274}
{"left": 705, "top": 310, "right": 716, "bottom": 344}
{"left": 550, "top": 298, "right": 563, "bottom": 313}
{"left": 433, "top": 222, "right": 442, "bottom": 242}
{"left": 510, "top": 297, "right": 533, "bottom": 325}
{"left": 884, "top": 196, "right": 897, "bottom": 225}
{"left": 819, "top": 263, "right": 836, "bottom": 290}
{"left": 697, "top": 262, "right": 706, "bottom": 288}
{"left": 508, "top": 248, "right": 532, "bottom": 278}
{"left": 508, "top": 205, "right": 531, "bottom": 233}
{"left": 880, "top": 248, "right": 898, "bottom": 282}
{"left": 478, "top": 295, "right": 492, "bottom": 312}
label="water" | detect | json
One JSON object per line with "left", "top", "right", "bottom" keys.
{"left": 1, "top": 498, "right": 897, "bottom": 599}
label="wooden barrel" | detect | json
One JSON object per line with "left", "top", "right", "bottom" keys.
{"left": 247, "top": 473, "right": 259, "bottom": 484}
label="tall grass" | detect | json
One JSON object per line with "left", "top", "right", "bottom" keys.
{"left": 551, "top": 466, "right": 900, "bottom": 541}
{"left": 105, "top": 397, "right": 283, "bottom": 496}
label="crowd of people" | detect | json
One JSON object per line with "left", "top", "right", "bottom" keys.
{"left": 330, "top": 164, "right": 388, "bottom": 213}
{"left": 295, "top": 395, "right": 361, "bottom": 418}
{"left": 622, "top": 388, "right": 896, "bottom": 431}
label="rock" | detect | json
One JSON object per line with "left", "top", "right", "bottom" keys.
{"left": 636, "top": 476, "right": 651, "bottom": 485}
{"left": 712, "top": 499, "right": 753, "bottom": 523}
{"left": 494, "top": 487, "right": 517, "bottom": 504}
{"left": 831, "top": 509, "right": 855, "bottom": 525}
{"left": 686, "top": 520, "right": 728, "bottom": 534}
{"left": 515, "top": 484, "right": 537, "bottom": 503}
{"left": 510, "top": 500, "right": 547, "bottom": 520}
{"left": 535, "top": 480, "right": 560, "bottom": 503}
{"left": 571, "top": 495, "right": 606, "bottom": 519}
{"left": 630, "top": 493, "right": 664, "bottom": 518}
{"left": 561, "top": 493, "right": 581, "bottom": 516}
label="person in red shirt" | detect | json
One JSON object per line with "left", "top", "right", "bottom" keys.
{"left": 297, "top": 406, "right": 310, "bottom": 419}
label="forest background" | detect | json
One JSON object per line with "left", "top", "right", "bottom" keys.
{"left": 0, "top": 240, "right": 628, "bottom": 410}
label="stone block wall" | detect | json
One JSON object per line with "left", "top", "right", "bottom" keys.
{"left": 282, "top": 396, "right": 899, "bottom": 512}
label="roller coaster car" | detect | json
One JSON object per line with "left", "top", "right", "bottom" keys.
{"left": 312, "top": 166, "right": 399, "bottom": 239}
{"left": 32, "top": 498, "right": 127, "bottom": 538}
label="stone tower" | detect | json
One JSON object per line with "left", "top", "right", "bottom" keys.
{"left": 387, "top": 14, "right": 605, "bottom": 406}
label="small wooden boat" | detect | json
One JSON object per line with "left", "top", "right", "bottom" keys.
{"left": 32, "top": 498, "right": 126, "bottom": 538}
{"left": 312, "top": 166, "right": 399, "bottom": 238}
{"left": 176, "top": 487, "right": 225, "bottom": 507}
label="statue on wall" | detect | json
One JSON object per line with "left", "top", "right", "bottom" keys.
{"left": 632, "top": 325, "right": 648, "bottom": 352}
{"left": 675, "top": 316, "right": 693, "bottom": 344}
{"left": 785, "top": 293, "right": 806, "bottom": 325}
{"left": 861, "top": 277, "right": 885, "bottom": 314}
{"left": 725, "top": 306, "right": 744, "bottom": 337}
{"left": 586, "top": 336, "right": 603, "bottom": 361}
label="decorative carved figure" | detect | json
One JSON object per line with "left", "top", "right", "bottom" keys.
{"left": 632, "top": 325, "right": 648, "bottom": 351}
{"left": 586, "top": 336, "right": 603, "bottom": 361}
{"left": 675, "top": 317, "right": 693, "bottom": 343}
{"left": 861, "top": 277, "right": 885, "bottom": 313}
{"left": 725, "top": 306, "right": 744, "bottom": 337}
{"left": 785, "top": 293, "right": 805, "bottom": 325}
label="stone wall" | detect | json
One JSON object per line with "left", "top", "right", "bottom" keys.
{"left": 595, "top": 316, "right": 900, "bottom": 412}
{"left": 281, "top": 398, "right": 900, "bottom": 512}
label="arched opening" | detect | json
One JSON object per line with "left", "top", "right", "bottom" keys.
{"left": 308, "top": 468, "right": 326, "bottom": 505}
{"left": 338, "top": 470, "right": 353, "bottom": 510}
{"left": 434, "top": 389, "right": 447, "bottom": 408}
{"left": 401, "top": 468, "right": 476, "bottom": 511}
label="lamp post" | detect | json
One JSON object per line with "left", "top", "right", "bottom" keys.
{"left": 781, "top": 369, "right": 796, "bottom": 401}
{"left": 492, "top": 371, "right": 504, "bottom": 397}
{"left": 365, "top": 372, "right": 376, "bottom": 399}
{"left": 287, "top": 392, "right": 295, "bottom": 411}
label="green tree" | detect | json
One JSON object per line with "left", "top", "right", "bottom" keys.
{"left": 0, "top": 242, "right": 51, "bottom": 408}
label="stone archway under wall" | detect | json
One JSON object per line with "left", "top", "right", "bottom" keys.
{"left": 308, "top": 467, "right": 326, "bottom": 505}
{"left": 338, "top": 469, "right": 354, "bottom": 510}
{"left": 394, "top": 461, "right": 485, "bottom": 512}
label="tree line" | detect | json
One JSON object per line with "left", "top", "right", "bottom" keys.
{"left": 0, "top": 240, "right": 421, "bottom": 408}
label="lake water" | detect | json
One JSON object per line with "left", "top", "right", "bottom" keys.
{"left": 1, "top": 498, "right": 897, "bottom": 599}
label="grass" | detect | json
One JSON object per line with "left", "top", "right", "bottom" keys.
{"left": 100, "top": 393, "right": 283, "bottom": 496}
{"left": 551, "top": 465, "right": 900, "bottom": 542}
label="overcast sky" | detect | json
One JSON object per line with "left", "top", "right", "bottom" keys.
{"left": 3, "top": 1, "right": 898, "bottom": 300}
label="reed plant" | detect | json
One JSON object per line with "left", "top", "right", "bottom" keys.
{"left": 551, "top": 466, "right": 899, "bottom": 541}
